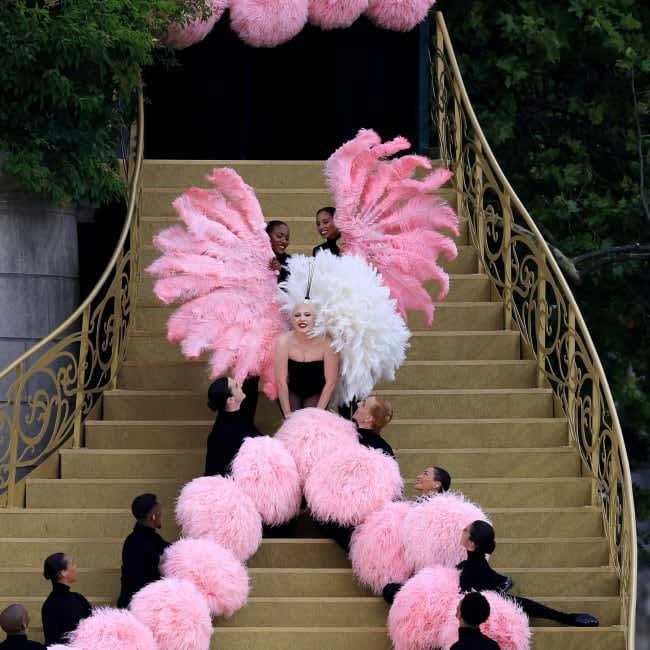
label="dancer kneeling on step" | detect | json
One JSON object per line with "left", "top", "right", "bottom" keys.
{"left": 384, "top": 520, "right": 599, "bottom": 627}
{"left": 451, "top": 592, "right": 500, "bottom": 650}
{"left": 274, "top": 300, "right": 339, "bottom": 418}
{"left": 205, "top": 377, "right": 261, "bottom": 476}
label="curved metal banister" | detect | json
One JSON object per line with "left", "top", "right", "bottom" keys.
{"left": 431, "top": 12, "right": 636, "bottom": 645}
{"left": 0, "top": 87, "right": 145, "bottom": 506}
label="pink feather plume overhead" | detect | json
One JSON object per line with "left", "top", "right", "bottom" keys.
{"left": 164, "top": 0, "right": 436, "bottom": 50}
{"left": 163, "top": 0, "right": 227, "bottom": 49}
{"left": 326, "top": 128, "right": 459, "bottom": 326}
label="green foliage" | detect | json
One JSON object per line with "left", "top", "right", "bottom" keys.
{"left": 0, "top": 0, "right": 209, "bottom": 205}
{"left": 438, "top": 0, "right": 650, "bottom": 474}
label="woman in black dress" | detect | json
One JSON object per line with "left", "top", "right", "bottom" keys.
{"left": 273, "top": 301, "right": 339, "bottom": 417}
{"left": 312, "top": 207, "right": 341, "bottom": 257}
{"left": 41, "top": 553, "right": 92, "bottom": 646}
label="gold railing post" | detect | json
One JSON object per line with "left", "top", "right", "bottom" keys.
{"left": 453, "top": 82, "right": 464, "bottom": 207}
{"left": 536, "top": 256, "right": 547, "bottom": 387}
{"left": 7, "top": 362, "right": 25, "bottom": 507}
{"left": 72, "top": 304, "right": 91, "bottom": 448}
{"left": 590, "top": 376, "right": 602, "bottom": 505}
{"left": 435, "top": 18, "right": 446, "bottom": 164}
{"left": 110, "top": 251, "right": 124, "bottom": 390}
{"left": 567, "top": 306, "right": 577, "bottom": 440}
{"left": 503, "top": 194, "right": 513, "bottom": 329}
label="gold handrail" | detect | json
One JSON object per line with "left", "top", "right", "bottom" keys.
{"left": 432, "top": 12, "right": 636, "bottom": 645}
{"left": 0, "top": 87, "right": 145, "bottom": 507}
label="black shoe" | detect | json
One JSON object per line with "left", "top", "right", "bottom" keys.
{"left": 569, "top": 613, "right": 599, "bottom": 627}
{"left": 498, "top": 576, "right": 514, "bottom": 593}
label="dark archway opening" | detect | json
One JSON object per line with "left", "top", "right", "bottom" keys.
{"left": 144, "top": 15, "right": 427, "bottom": 160}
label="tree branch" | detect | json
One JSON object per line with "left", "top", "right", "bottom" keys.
{"left": 573, "top": 243, "right": 650, "bottom": 266}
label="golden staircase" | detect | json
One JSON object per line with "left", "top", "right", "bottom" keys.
{"left": 0, "top": 13, "right": 635, "bottom": 650}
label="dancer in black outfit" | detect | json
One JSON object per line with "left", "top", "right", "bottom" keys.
{"left": 41, "top": 553, "right": 92, "bottom": 646}
{"left": 205, "top": 377, "right": 261, "bottom": 476}
{"left": 451, "top": 592, "right": 500, "bottom": 650}
{"left": 267, "top": 220, "right": 291, "bottom": 283}
{"left": 351, "top": 395, "right": 395, "bottom": 457}
{"left": 117, "top": 494, "right": 171, "bottom": 608}
{"left": 384, "top": 521, "right": 599, "bottom": 627}
{"left": 0, "top": 604, "right": 45, "bottom": 649}
{"left": 312, "top": 207, "right": 341, "bottom": 257}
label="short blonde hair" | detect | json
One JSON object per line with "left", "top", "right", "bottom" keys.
{"left": 369, "top": 396, "right": 393, "bottom": 432}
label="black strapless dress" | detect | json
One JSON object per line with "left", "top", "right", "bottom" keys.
{"left": 287, "top": 358, "right": 326, "bottom": 399}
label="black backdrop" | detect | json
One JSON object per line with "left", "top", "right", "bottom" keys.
{"left": 144, "top": 15, "right": 427, "bottom": 160}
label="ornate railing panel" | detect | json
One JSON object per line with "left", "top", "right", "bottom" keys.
{"left": 431, "top": 12, "right": 636, "bottom": 645}
{"left": 0, "top": 89, "right": 144, "bottom": 507}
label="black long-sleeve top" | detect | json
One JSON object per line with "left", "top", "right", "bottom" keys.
{"left": 0, "top": 635, "right": 46, "bottom": 649}
{"left": 204, "top": 409, "right": 261, "bottom": 476}
{"left": 41, "top": 583, "right": 92, "bottom": 646}
{"left": 457, "top": 550, "right": 509, "bottom": 592}
{"left": 116, "top": 523, "right": 171, "bottom": 608}
{"left": 356, "top": 427, "right": 395, "bottom": 458}
{"left": 312, "top": 237, "right": 341, "bottom": 257}
{"left": 450, "top": 627, "right": 501, "bottom": 650}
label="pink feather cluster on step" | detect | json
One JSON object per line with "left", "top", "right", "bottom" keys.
{"left": 401, "top": 492, "right": 490, "bottom": 571}
{"left": 67, "top": 607, "right": 157, "bottom": 650}
{"left": 326, "top": 128, "right": 459, "bottom": 326}
{"left": 230, "top": 0, "right": 309, "bottom": 46}
{"left": 308, "top": 0, "right": 367, "bottom": 29}
{"left": 130, "top": 578, "right": 213, "bottom": 650}
{"left": 304, "top": 444, "right": 403, "bottom": 525}
{"left": 349, "top": 500, "right": 413, "bottom": 593}
{"left": 274, "top": 407, "right": 359, "bottom": 482}
{"left": 388, "top": 567, "right": 531, "bottom": 650}
{"left": 161, "top": 538, "right": 250, "bottom": 617}
{"left": 146, "top": 167, "right": 286, "bottom": 398}
{"left": 175, "top": 475, "right": 263, "bottom": 560}
{"left": 366, "top": 0, "right": 436, "bottom": 31}
{"left": 231, "top": 435, "right": 302, "bottom": 525}
{"left": 163, "top": 0, "right": 227, "bottom": 49}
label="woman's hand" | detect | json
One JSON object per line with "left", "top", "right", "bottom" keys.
{"left": 269, "top": 257, "right": 281, "bottom": 272}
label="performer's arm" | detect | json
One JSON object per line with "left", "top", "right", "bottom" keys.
{"left": 317, "top": 343, "right": 339, "bottom": 409}
{"left": 274, "top": 336, "right": 292, "bottom": 417}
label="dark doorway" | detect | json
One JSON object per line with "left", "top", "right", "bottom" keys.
{"left": 144, "top": 14, "right": 427, "bottom": 160}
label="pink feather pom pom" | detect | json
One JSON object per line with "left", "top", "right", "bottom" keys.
{"left": 304, "top": 445, "right": 404, "bottom": 526}
{"left": 365, "top": 0, "right": 435, "bottom": 31}
{"left": 230, "top": 0, "right": 309, "bottom": 47}
{"left": 231, "top": 436, "right": 302, "bottom": 526}
{"left": 176, "top": 476, "right": 262, "bottom": 561}
{"left": 308, "top": 0, "right": 367, "bottom": 29}
{"left": 67, "top": 607, "right": 157, "bottom": 650}
{"left": 402, "top": 492, "right": 490, "bottom": 571}
{"left": 478, "top": 592, "right": 531, "bottom": 650}
{"left": 274, "top": 408, "right": 359, "bottom": 482}
{"left": 349, "top": 500, "right": 413, "bottom": 593}
{"left": 387, "top": 566, "right": 461, "bottom": 650}
{"left": 164, "top": 0, "right": 227, "bottom": 49}
{"left": 130, "top": 578, "right": 212, "bottom": 650}
{"left": 161, "top": 538, "right": 250, "bottom": 618}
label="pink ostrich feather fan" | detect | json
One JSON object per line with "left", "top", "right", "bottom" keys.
{"left": 304, "top": 444, "right": 404, "bottom": 526}
{"left": 230, "top": 0, "right": 309, "bottom": 47}
{"left": 402, "top": 491, "right": 490, "bottom": 571}
{"left": 175, "top": 475, "right": 263, "bottom": 561}
{"left": 163, "top": 0, "right": 227, "bottom": 49}
{"left": 326, "top": 128, "right": 459, "bottom": 326}
{"left": 145, "top": 167, "right": 287, "bottom": 399}
{"left": 231, "top": 435, "right": 302, "bottom": 526}
{"left": 274, "top": 407, "right": 359, "bottom": 482}
{"left": 387, "top": 566, "right": 461, "bottom": 650}
{"left": 366, "top": 0, "right": 435, "bottom": 32}
{"left": 67, "top": 607, "right": 157, "bottom": 650}
{"left": 308, "top": 0, "right": 367, "bottom": 29}
{"left": 161, "top": 538, "right": 250, "bottom": 617}
{"left": 130, "top": 578, "right": 212, "bottom": 650}
{"left": 349, "top": 500, "right": 414, "bottom": 593}
{"left": 476, "top": 591, "right": 531, "bottom": 650}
